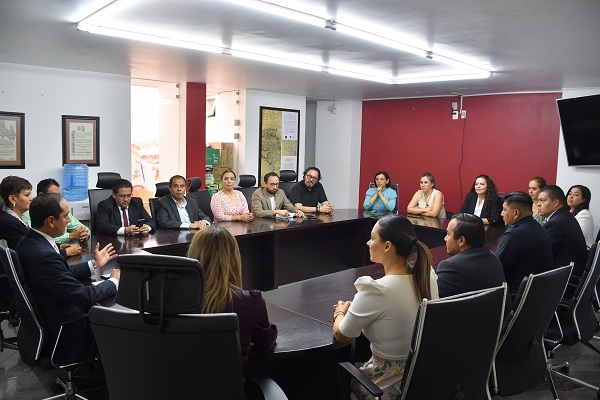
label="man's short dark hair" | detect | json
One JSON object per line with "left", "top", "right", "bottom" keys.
{"left": 540, "top": 185, "right": 567, "bottom": 207}
{"left": 263, "top": 172, "right": 279, "bottom": 183}
{"left": 37, "top": 178, "right": 60, "bottom": 194}
{"left": 169, "top": 175, "right": 186, "bottom": 186}
{"left": 452, "top": 213, "right": 485, "bottom": 248}
{"left": 111, "top": 179, "right": 133, "bottom": 194}
{"left": 30, "top": 193, "right": 63, "bottom": 229}
{"left": 503, "top": 191, "right": 533, "bottom": 211}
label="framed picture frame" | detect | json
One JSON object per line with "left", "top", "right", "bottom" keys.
{"left": 62, "top": 115, "right": 100, "bottom": 166}
{"left": 0, "top": 111, "right": 25, "bottom": 169}
{"left": 258, "top": 106, "right": 300, "bottom": 181}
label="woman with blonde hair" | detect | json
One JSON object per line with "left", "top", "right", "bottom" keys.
{"left": 187, "top": 225, "right": 277, "bottom": 380}
{"left": 210, "top": 170, "right": 254, "bottom": 222}
{"left": 332, "top": 215, "right": 439, "bottom": 399}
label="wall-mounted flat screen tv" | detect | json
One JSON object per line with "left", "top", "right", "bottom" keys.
{"left": 557, "top": 93, "right": 600, "bottom": 166}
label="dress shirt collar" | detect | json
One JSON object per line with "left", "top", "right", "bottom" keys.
{"left": 32, "top": 228, "right": 60, "bottom": 253}
{"left": 170, "top": 195, "right": 187, "bottom": 208}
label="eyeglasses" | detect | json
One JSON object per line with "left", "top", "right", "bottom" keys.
{"left": 117, "top": 194, "right": 132, "bottom": 199}
{"left": 306, "top": 174, "right": 319, "bottom": 181}
{"left": 268, "top": 183, "right": 280, "bottom": 187}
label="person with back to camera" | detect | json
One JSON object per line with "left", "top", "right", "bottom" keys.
{"left": 566, "top": 184, "right": 595, "bottom": 249}
{"left": 363, "top": 170, "right": 397, "bottom": 212}
{"left": 459, "top": 174, "right": 503, "bottom": 225}
{"left": 186, "top": 225, "right": 277, "bottom": 385}
{"left": 289, "top": 167, "right": 334, "bottom": 214}
{"left": 332, "top": 215, "right": 438, "bottom": 399}
{"left": 406, "top": 172, "right": 446, "bottom": 218}
{"left": 0, "top": 175, "right": 32, "bottom": 249}
{"left": 528, "top": 176, "right": 547, "bottom": 224}
{"left": 210, "top": 170, "right": 254, "bottom": 222}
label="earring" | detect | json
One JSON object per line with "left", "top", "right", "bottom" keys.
{"left": 11, "top": 202, "right": 16, "bottom": 208}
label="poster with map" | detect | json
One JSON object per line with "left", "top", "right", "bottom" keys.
{"left": 259, "top": 107, "right": 299, "bottom": 180}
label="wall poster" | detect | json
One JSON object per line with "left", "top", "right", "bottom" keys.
{"left": 258, "top": 106, "right": 300, "bottom": 182}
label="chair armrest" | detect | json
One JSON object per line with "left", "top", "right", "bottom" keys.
{"left": 253, "top": 377, "right": 288, "bottom": 400}
{"left": 52, "top": 313, "right": 97, "bottom": 368}
{"left": 338, "top": 361, "right": 383, "bottom": 399}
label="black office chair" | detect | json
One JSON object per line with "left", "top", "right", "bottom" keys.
{"left": 544, "top": 241, "right": 600, "bottom": 398}
{"left": 235, "top": 174, "right": 257, "bottom": 210}
{"left": 0, "top": 239, "right": 99, "bottom": 400}
{"left": 154, "top": 181, "right": 170, "bottom": 198}
{"left": 88, "top": 172, "right": 121, "bottom": 235}
{"left": 0, "top": 268, "right": 18, "bottom": 352}
{"left": 278, "top": 170, "right": 297, "bottom": 198}
{"left": 492, "top": 264, "right": 572, "bottom": 397}
{"left": 89, "top": 253, "right": 287, "bottom": 400}
{"left": 368, "top": 182, "right": 399, "bottom": 212}
{"left": 189, "top": 189, "right": 214, "bottom": 221}
{"left": 187, "top": 176, "right": 202, "bottom": 192}
{"left": 338, "top": 285, "right": 506, "bottom": 400}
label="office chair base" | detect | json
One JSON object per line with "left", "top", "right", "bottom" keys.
{"left": 0, "top": 333, "right": 18, "bottom": 351}
{"left": 548, "top": 366, "right": 600, "bottom": 399}
{"left": 42, "top": 373, "right": 89, "bottom": 400}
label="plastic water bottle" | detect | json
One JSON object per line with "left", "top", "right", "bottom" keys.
{"left": 63, "top": 164, "right": 89, "bottom": 201}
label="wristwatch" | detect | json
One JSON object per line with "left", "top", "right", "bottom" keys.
{"left": 316, "top": 205, "right": 321, "bottom": 213}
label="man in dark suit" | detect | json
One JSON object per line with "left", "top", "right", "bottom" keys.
{"left": 437, "top": 213, "right": 507, "bottom": 298}
{"left": 495, "top": 192, "right": 554, "bottom": 294}
{"left": 15, "top": 194, "right": 119, "bottom": 359}
{"left": 96, "top": 179, "right": 155, "bottom": 236}
{"left": 156, "top": 175, "right": 211, "bottom": 229}
{"left": 538, "top": 185, "right": 587, "bottom": 289}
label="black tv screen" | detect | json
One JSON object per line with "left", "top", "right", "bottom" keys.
{"left": 557, "top": 93, "right": 600, "bottom": 166}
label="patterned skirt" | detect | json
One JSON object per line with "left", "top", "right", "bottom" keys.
{"left": 351, "top": 354, "right": 407, "bottom": 400}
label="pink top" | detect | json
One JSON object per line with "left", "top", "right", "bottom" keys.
{"left": 210, "top": 190, "right": 250, "bottom": 221}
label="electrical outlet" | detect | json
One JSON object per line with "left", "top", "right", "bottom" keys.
{"left": 452, "top": 111, "right": 459, "bottom": 120}
{"left": 461, "top": 110, "right": 467, "bottom": 119}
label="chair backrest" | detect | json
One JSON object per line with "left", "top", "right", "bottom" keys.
{"left": 189, "top": 189, "right": 214, "bottom": 221}
{"left": 148, "top": 197, "right": 159, "bottom": 219}
{"left": 187, "top": 177, "right": 202, "bottom": 192}
{"left": 96, "top": 172, "right": 121, "bottom": 189}
{"left": 235, "top": 174, "right": 257, "bottom": 211}
{"left": 155, "top": 181, "right": 170, "bottom": 198}
{"left": 398, "top": 285, "right": 506, "bottom": 400}
{"left": 278, "top": 170, "right": 297, "bottom": 198}
{"left": 0, "top": 240, "right": 45, "bottom": 366}
{"left": 493, "top": 264, "right": 572, "bottom": 396}
{"left": 90, "top": 309, "right": 244, "bottom": 400}
{"left": 570, "top": 240, "right": 600, "bottom": 341}
{"left": 0, "top": 196, "right": 4, "bottom": 208}
{"left": 368, "top": 182, "right": 399, "bottom": 212}
{"left": 87, "top": 188, "right": 113, "bottom": 234}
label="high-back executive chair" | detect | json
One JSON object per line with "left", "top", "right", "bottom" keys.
{"left": 0, "top": 240, "right": 98, "bottom": 400}
{"left": 148, "top": 181, "right": 170, "bottom": 219}
{"left": 186, "top": 177, "right": 214, "bottom": 222}
{"left": 338, "top": 285, "right": 506, "bottom": 400}
{"left": 544, "top": 241, "right": 600, "bottom": 398}
{"left": 235, "top": 174, "right": 258, "bottom": 211}
{"left": 88, "top": 171, "right": 121, "bottom": 234}
{"left": 89, "top": 253, "right": 287, "bottom": 400}
{"left": 0, "top": 255, "right": 18, "bottom": 352}
{"left": 278, "top": 170, "right": 297, "bottom": 198}
{"left": 492, "top": 264, "right": 572, "bottom": 397}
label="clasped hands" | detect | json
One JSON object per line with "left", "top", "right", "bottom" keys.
{"left": 333, "top": 300, "right": 351, "bottom": 320}
{"left": 190, "top": 220, "right": 209, "bottom": 230}
{"left": 125, "top": 224, "right": 151, "bottom": 236}
{"left": 68, "top": 226, "right": 89, "bottom": 242}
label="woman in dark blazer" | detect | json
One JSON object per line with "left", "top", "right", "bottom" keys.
{"left": 0, "top": 176, "right": 32, "bottom": 248}
{"left": 459, "top": 174, "right": 503, "bottom": 225}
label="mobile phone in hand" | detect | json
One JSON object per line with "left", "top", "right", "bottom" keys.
{"left": 136, "top": 218, "right": 145, "bottom": 228}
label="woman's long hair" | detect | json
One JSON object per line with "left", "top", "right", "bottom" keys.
{"left": 187, "top": 225, "right": 242, "bottom": 313}
{"left": 469, "top": 174, "right": 498, "bottom": 207}
{"left": 377, "top": 215, "right": 433, "bottom": 301}
{"left": 567, "top": 185, "right": 591, "bottom": 217}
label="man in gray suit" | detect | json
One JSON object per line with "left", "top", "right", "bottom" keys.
{"left": 252, "top": 172, "right": 305, "bottom": 219}
{"left": 156, "top": 175, "right": 211, "bottom": 229}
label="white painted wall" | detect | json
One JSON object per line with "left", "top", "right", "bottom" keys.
{"left": 0, "top": 62, "right": 131, "bottom": 190}
{"left": 315, "top": 100, "right": 362, "bottom": 209}
{"left": 556, "top": 87, "right": 600, "bottom": 240}
{"left": 242, "top": 90, "right": 307, "bottom": 181}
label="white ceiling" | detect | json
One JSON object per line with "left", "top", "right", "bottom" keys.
{"left": 1, "top": 0, "right": 599, "bottom": 100}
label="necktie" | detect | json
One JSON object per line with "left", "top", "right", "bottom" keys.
{"left": 121, "top": 207, "right": 129, "bottom": 227}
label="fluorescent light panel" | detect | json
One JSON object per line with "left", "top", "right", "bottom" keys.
{"left": 76, "top": 0, "right": 492, "bottom": 84}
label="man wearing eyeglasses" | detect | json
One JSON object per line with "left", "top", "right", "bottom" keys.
{"left": 252, "top": 172, "right": 305, "bottom": 219}
{"left": 96, "top": 179, "right": 155, "bottom": 236}
{"left": 289, "top": 167, "right": 334, "bottom": 214}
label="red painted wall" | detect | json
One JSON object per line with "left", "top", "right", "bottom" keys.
{"left": 185, "top": 82, "right": 207, "bottom": 188}
{"left": 359, "top": 93, "right": 562, "bottom": 213}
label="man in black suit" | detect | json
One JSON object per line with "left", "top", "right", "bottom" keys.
{"left": 156, "top": 175, "right": 211, "bottom": 229}
{"left": 495, "top": 192, "right": 554, "bottom": 294}
{"left": 15, "top": 194, "right": 119, "bottom": 359}
{"left": 538, "top": 185, "right": 588, "bottom": 287}
{"left": 96, "top": 179, "right": 155, "bottom": 236}
{"left": 437, "top": 213, "right": 507, "bottom": 298}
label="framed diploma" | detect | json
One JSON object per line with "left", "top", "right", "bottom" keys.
{"left": 0, "top": 111, "right": 25, "bottom": 169}
{"left": 62, "top": 115, "right": 100, "bottom": 166}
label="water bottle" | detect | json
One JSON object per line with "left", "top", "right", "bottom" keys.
{"left": 63, "top": 164, "right": 89, "bottom": 201}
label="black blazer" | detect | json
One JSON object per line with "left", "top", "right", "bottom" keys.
{"left": 0, "top": 209, "right": 28, "bottom": 249}
{"left": 544, "top": 207, "right": 588, "bottom": 279}
{"left": 459, "top": 192, "right": 503, "bottom": 225}
{"left": 156, "top": 195, "right": 211, "bottom": 229}
{"left": 96, "top": 196, "right": 155, "bottom": 235}
{"left": 15, "top": 229, "right": 117, "bottom": 359}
